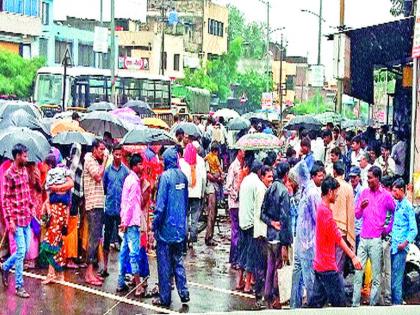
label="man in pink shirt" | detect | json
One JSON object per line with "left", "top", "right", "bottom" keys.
{"left": 116, "top": 154, "right": 144, "bottom": 296}
{"left": 352, "top": 166, "right": 396, "bottom": 306}
{"left": 309, "top": 176, "right": 361, "bottom": 308}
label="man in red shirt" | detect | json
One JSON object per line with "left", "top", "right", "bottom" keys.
{"left": 309, "top": 176, "right": 362, "bottom": 307}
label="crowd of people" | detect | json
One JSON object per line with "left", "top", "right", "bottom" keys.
{"left": 0, "top": 113, "right": 418, "bottom": 311}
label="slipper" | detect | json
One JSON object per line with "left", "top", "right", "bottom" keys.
{"left": 42, "top": 275, "right": 56, "bottom": 285}
{"left": 85, "top": 279, "right": 103, "bottom": 286}
{"left": 152, "top": 298, "right": 169, "bottom": 308}
{"left": 140, "top": 291, "right": 154, "bottom": 298}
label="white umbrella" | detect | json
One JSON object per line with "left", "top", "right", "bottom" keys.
{"left": 214, "top": 108, "right": 240, "bottom": 120}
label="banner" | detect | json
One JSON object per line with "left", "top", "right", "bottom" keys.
{"left": 413, "top": 3, "right": 420, "bottom": 58}
{"left": 261, "top": 92, "right": 273, "bottom": 110}
{"left": 118, "top": 57, "right": 149, "bottom": 70}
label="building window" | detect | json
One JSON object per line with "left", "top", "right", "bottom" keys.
{"left": 55, "top": 40, "right": 72, "bottom": 64}
{"left": 78, "top": 43, "right": 94, "bottom": 67}
{"left": 208, "top": 19, "right": 224, "bottom": 37}
{"left": 39, "top": 38, "right": 48, "bottom": 58}
{"left": 41, "top": 1, "right": 49, "bottom": 25}
{"left": 174, "top": 54, "right": 180, "bottom": 71}
{"left": 4, "top": 0, "right": 39, "bottom": 16}
{"left": 21, "top": 44, "right": 31, "bottom": 59}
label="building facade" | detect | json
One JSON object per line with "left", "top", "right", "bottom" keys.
{"left": 146, "top": 0, "right": 228, "bottom": 68}
{"left": 0, "top": 0, "right": 42, "bottom": 57}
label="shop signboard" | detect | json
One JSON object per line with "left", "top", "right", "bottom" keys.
{"left": 261, "top": 92, "right": 273, "bottom": 110}
{"left": 118, "top": 57, "right": 149, "bottom": 70}
{"left": 93, "top": 26, "right": 109, "bottom": 53}
{"left": 309, "top": 65, "right": 325, "bottom": 87}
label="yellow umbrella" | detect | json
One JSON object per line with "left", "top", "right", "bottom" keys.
{"left": 50, "top": 120, "right": 85, "bottom": 136}
{"left": 142, "top": 117, "right": 170, "bottom": 130}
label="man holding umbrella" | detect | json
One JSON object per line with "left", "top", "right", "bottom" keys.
{"left": 1, "top": 144, "right": 33, "bottom": 298}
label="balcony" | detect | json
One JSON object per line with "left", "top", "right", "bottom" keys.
{"left": 0, "top": 11, "right": 41, "bottom": 37}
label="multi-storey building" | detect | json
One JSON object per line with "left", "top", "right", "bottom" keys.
{"left": 0, "top": 0, "right": 42, "bottom": 57}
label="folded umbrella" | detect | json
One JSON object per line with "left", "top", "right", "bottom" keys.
{"left": 80, "top": 111, "right": 129, "bottom": 138}
{"left": 0, "top": 127, "right": 51, "bottom": 162}
{"left": 123, "top": 100, "right": 154, "bottom": 116}
{"left": 52, "top": 131, "right": 96, "bottom": 146}
{"left": 227, "top": 117, "right": 251, "bottom": 131}
{"left": 121, "top": 127, "right": 176, "bottom": 145}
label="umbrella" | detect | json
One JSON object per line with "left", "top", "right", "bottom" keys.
{"left": 80, "top": 111, "right": 128, "bottom": 138}
{"left": 121, "top": 127, "right": 176, "bottom": 146}
{"left": 226, "top": 117, "right": 251, "bottom": 131}
{"left": 283, "top": 115, "right": 322, "bottom": 131}
{"left": 53, "top": 111, "right": 84, "bottom": 120}
{"left": 314, "top": 112, "right": 343, "bottom": 125}
{"left": 0, "top": 101, "right": 42, "bottom": 120}
{"left": 171, "top": 122, "right": 202, "bottom": 138}
{"left": 123, "top": 100, "right": 154, "bottom": 116}
{"left": 341, "top": 119, "right": 366, "bottom": 130}
{"left": 0, "top": 127, "right": 51, "bottom": 162}
{"left": 143, "top": 117, "right": 170, "bottom": 130}
{"left": 214, "top": 108, "right": 240, "bottom": 120}
{"left": 111, "top": 108, "right": 143, "bottom": 126}
{"left": 51, "top": 120, "right": 85, "bottom": 136}
{"left": 88, "top": 102, "right": 116, "bottom": 112}
{"left": 242, "top": 111, "right": 273, "bottom": 122}
{"left": 0, "top": 109, "right": 50, "bottom": 136}
{"left": 52, "top": 131, "right": 96, "bottom": 146}
{"left": 233, "top": 133, "right": 283, "bottom": 151}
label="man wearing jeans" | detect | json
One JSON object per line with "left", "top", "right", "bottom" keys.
{"left": 390, "top": 178, "right": 418, "bottom": 304}
{"left": 309, "top": 176, "right": 362, "bottom": 307}
{"left": 102, "top": 144, "right": 129, "bottom": 277}
{"left": 116, "top": 154, "right": 144, "bottom": 296}
{"left": 291, "top": 163, "right": 325, "bottom": 308}
{"left": 83, "top": 139, "right": 108, "bottom": 286}
{"left": 1, "top": 144, "right": 33, "bottom": 298}
{"left": 352, "top": 166, "right": 395, "bottom": 306}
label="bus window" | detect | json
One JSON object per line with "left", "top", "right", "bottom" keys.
{"left": 35, "top": 74, "right": 62, "bottom": 105}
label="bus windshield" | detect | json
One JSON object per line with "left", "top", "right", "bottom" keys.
{"left": 35, "top": 74, "right": 62, "bottom": 105}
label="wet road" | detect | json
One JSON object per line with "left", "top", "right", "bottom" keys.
{"left": 1, "top": 215, "right": 420, "bottom": 314}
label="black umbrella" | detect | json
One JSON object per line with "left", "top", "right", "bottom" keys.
{"left": 283, "top": 115, "right": 322, "bottom": 131}
{"left": 171, "top": 122, "right": 202, "bottom": 138}
{"left": 88, "top": 102, "right": 116, "bottom": 112}
{"left": 52, "top": 131, "right": 96, "bottom": 146}
{"left": 121, "top": 127, "right": 176, "bottom": 145}
{"left": 0, "top": 127, "right": 51, "bottom": 162}
{"left": 80, "top": 111, "right": 129, "bottom": 138}
{"left": 123, "top": 100, "right": 154, "bottom": 116}
{"left": 227, "top": 117, "right": 251, "bottom": 131}
{"left": 0, "top": 101, "right": 42, "bottom": 120}
{"left": 0, "top": 109, "right": 50, "bottom": 136}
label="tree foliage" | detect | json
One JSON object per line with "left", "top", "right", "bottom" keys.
{"left": 292, "top": 92, "right": 328, "bottom": 115}
{"left": 0, "top": 50, "right": 45, "bottom": 98}
{"left": 227, "top": 5, "right": 266, "bottom": 59}
{"left": 236, "top": 71, "right": 272, "bottom": 111}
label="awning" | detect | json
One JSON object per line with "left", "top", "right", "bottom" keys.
{"left": 338, "top": 17, "right": 414, "bottom": 104}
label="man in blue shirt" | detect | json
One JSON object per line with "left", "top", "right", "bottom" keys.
{"left": 300, "top": 137, "right": 314, "bottom": 172}
{"left": 390, "top": 178, "right": 418, "bottom": 305}
{"left": 101, "top": 144, "right": 129, "bottom": 277}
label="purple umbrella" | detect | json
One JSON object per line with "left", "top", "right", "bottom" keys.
{"left": 111, "top": 108, "right": 143, "bottom": 126}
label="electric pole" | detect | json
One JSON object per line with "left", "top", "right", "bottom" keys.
{"left": 336, "top": 0, "right": 345, "bottom": 114}
{"left": 98, "top": 0, "right": 103, "bottom": 69}
{"left": 160, "top": 1, "right": 166, "bottom": 76}
{"left": 317, "top": 0, "right": 323, "bottom": 65}
{"left": 266, "top": 0, "right": 270, "bottom": 92}
{"left": 110, "top": 0, "right": 116, "bottom": 103}
{"left": 279, "top": 34, "right": 284, "bottom": 123}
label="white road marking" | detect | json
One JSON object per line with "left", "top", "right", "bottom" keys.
{"left": 21, "top": 271, "right": 178, "bottom": 314}
{"left": 187, "top": 281, "right": 255, "bottom": 299}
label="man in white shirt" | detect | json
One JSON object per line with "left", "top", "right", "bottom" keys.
{"left": 375, "top": 143, "right": 396, "bottom": 177}
{"left": 351, "top": 135, "right": 365, "bottom": 167}
{"left": 359, "top": 152, "right": 372, "bottom": 187}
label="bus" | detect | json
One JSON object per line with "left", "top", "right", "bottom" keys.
{"left": 34, "top": 66, "right": 172, "bottom": 117}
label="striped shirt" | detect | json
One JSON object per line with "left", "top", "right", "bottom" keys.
{"left": 83, "top": 153, "right": 104, "bottom": 211}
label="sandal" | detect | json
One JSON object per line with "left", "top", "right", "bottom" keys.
{"left": 85, "top": 278, "right": 103, "bottom": 286}
{"left": 152, "top": 298, "right": 169, "bottom": 308}
{"left": 42, "top": 275, "right": 56, "bottom": 285}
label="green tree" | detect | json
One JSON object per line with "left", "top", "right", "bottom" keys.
{"left": 236, "top": 71, "right": 272, "bottom": 111}
{"left": 227, "top": 5, "right": 266, "bottom": 59}
{"left": 0, "top": 50, "right": 45, "bottom": 98}
{"left": 292, "top": 91, "right": 328, "bottom": 115}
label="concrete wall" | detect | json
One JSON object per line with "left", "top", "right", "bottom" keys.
{"left": 202, "top": 1, "right": 228, "bottom": 59}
